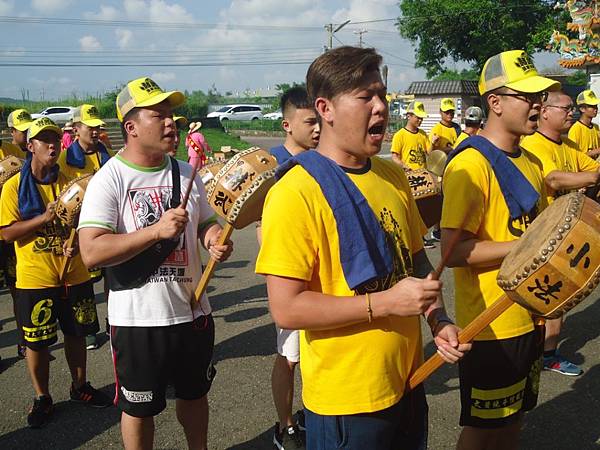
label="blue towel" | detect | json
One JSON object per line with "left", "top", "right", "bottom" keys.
{"left": 66, "top": 140, "right": 110, "bottom": 169}
{"left": 18, "top": 157, "right": 59, "bottom": 221}
{"left": 447, "top": 135, "right": 540, "bottom": 220}
{"left": 276, "top": 151, "right": 393, "bottom": 291}
{"left": 269, "top": 145, "right": 293, "bottom": 165}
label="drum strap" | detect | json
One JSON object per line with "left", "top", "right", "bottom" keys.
{"left": 447, "top": 135, "right": 540, "bottom": 219}
{"left": 105, "top": 156, "right": 182, "bottom": 291}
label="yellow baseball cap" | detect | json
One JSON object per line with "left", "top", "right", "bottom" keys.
{"left": 27, "top": 117, "right": 62, "bottom": 141}
{"left": 73, "top": 104, "right": 106, "bottom": 127}
{"left": 406, "top": 101, "right": 428, "bottom": 118}
{"left": 116, "top": 77, "right": 185, "bottom": 122}
{"left": 479, "top": 50, "right": 560, "bottom": 96}
{"left": 576, "top": 89, "right": 599, "bottom": 106}
{"left": 7, "top": 108, "right": 33, "bottom": 131}
{"left": 440, "top": 98, "right": 456, "bottom": 112}
{"left": 174, "top": 115, "right": 188, "bottom": 127}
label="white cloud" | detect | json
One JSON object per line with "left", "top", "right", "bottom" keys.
{"left": 85, "top": 5, "right": 120, "bottom": 20}
{"left": 0, "top": 0, "right": 14, "bottom": 15}
{"left": 151, "top": 71, "right": 176, "bottom": 83}
{"left": 79, "top": 35, "right": 102, "bottom": 52}
{"left": 30, "top": 0, "right": 73, "bottom": 13}
{"left": 115, "top": 29, "right": 133, "bottom": 49}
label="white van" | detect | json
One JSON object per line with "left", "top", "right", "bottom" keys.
{"left": 207, "top": 104, "right": 263, "bottom": 122}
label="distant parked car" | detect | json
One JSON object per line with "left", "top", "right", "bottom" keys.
{"left": 263, "top": 109, "right": 283, "bottom": 120}
{"left": 31, "top": 106, "right": 76, "bottom": 123}
{"left": 207, "top": 104, "right": 263, "bottom": 122}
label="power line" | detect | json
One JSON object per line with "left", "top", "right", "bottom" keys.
{"left": 0, "top": 59, "right": 315, "bottom": 67}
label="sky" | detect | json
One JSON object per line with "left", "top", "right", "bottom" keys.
{"left": 0, "top": 0, "right": 562, "bottom": 102}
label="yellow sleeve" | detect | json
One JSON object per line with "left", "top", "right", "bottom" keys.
{"left": 256, "top": 180, "right": 318, "bottom": 280}
{"left": 440, "top": 150, "right": 486, "bottom": 235}
{"left": 0, "top": 175, "right": 21, "bottom": 229}
{"left": 574, "top": 146, "right": 600, "bottom": 171}
{"left": 390, "top": 130, "right": 402, "bottom": 154}
{"left": 567, "top": 124, "right": 584, "bottom": 151}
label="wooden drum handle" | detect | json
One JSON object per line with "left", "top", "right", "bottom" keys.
{"left": 193, "top": 223, "right": 234, "bottom": 302}
{"left": 408, "top": 295, "right": 514, "bottom": 390}
{"left": 59, "top": 228, "right": 77, "bottom": 283}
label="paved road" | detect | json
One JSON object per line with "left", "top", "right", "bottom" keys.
{"left": 1, "top": 136, "right": 600, "bottom": 449}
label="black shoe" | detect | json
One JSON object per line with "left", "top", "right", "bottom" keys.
{"left": 17, "top": 344, "right": 26, "bottom": 359}
{"left": 273, "top": 423, "right": 305, "bottom": 450}
{"left": 27, "top": 395, "right": 54, "bottom": 428}
{"left": 431, "top": 229, "right": 441, "bottom": 242}
{"left": 295, "top": 409, "right": 305, "bottom": 431}
{"left": 70, "top": 382, "right": 112, "bottom": 408}
{"left": 423, "top": 238, "right": 436, "bottom": 249}
{"left": 85, "top": 334, "right": 99, "bottom": 350}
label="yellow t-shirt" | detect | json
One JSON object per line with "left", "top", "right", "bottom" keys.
{"left": 567, "top": 120, "right": 600, "bottom": 153}
{"left": 256, "top": 157, "right": 427, "bottom": 415}
{"left": 0, "top": 142, "right": 26, "bottom": 159}
{"left": 521, "top": 131, "right": 600, "bottom": 202}
{"left": 429, "top": 122, "right": 459, "bottom": 152}
{"left": 441, "top": 146, "right": 548, "bottom": 341}
{"left": 390, "top": 128, "right": 430, "bottom": 170}
{"left": 0, "top": 172, "right": 90, "bottom": 288}
{"left": 58, "top": 147, "right": 114, "bottom": 179}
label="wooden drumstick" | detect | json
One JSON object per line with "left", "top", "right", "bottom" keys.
{"left": 408, "top": 295, "right": 513, "bottom": 390}
{"left": 193, "top": 223, "right": 234, "bottom": 302}
{"left": 59, "top": 228, "right": 77, "bottom": 282}
{"left": 180, "top": 151, "right": 203, "bottom": 210}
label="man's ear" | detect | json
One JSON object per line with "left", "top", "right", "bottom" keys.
{"left": 281, "top": 118, "right": 291, "bottom": 134}
{"left": 124, "top": 120, "right": 137, "bottom": 139}
{"left": 486, "top": 93, "right": 503, "bottom": 116}
{"left": 314, "top": 97, "right": 334, "bottom": 125}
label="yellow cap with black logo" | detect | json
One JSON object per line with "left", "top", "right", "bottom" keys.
{"left": 27, "top": 117, "right": 62, "bottom": 141}
{"left": 7, "top": 109, "right": 33, "bottom": 131}
{"left": 440, "top": 98, "right": 456, "bottom": 112}
{"left": 73, "top": 104, "right": 106, "bottom": 127}
{"left": 479, "top": 50, "right": 560, "bottom": 96}
{"left": 406, "top": 101, "right": 428, "bottom": 118}
{"left": 576, "top": 89, "right": 599, "bottom": 106}
{"left": 116, "top": 77, "right": 185, "bottom": 122}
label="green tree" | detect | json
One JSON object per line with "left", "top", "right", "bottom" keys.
{"left": 398, "top": 0, "right": 567, "bottom": 78}
{"left": 566, "top": 70, "right": 589, "bottom": 86}
{"left": 432, "top": 68, "right": 479, "bottom": 81}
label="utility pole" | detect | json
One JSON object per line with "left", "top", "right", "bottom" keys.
{"left": 324, "top": 20, "right": 351, "bottom": 50}
{"left": 354, "top": 29, "right": 368, "bottom": 47}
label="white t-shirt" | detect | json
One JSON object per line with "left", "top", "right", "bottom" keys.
{"left": 78, "top": 154, "right": 218, "bottom": 327}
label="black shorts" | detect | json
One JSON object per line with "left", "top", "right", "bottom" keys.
{"left": 0, "top": 241, "right": 16, "bottom": 287}
{"left": 459, "top": 326, "right": 544, "bottom": 428}
{"left": 17, "top": 281, "right": 99, "bottom": 350}
{"left": 111, "top": 314, "right": 216, "bottom": 418}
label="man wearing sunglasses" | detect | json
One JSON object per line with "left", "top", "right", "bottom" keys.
{"left": 568, "top": 89, "right": 600, "bottom": 157}
{"left": 521, "top": 90, "right": 600, "bottom": 378}
{"left": 441, "top": 50, "right": 560, "bottom": 449}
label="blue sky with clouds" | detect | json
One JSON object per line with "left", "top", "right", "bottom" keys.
{"left": 0, "top": 0, "right": 561, "bottom": 101}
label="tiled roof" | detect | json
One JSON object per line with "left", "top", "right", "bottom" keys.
{"left": 405, "top": 80, "right": 479, "bottom": 96}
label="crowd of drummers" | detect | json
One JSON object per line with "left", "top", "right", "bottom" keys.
{"left": 1, "top": 45, "right": 600, "bottom": 450}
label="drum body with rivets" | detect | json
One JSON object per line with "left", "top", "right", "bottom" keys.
{"left": 497, "top": 192, "right": 600, "bottom": 319}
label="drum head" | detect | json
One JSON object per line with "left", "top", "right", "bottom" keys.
{"left": 426, "top": 150, "right": 447, "bottom": 177}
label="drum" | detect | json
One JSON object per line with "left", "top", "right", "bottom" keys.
{"left": 55, "top": 174, "right": 93, "bottom": 228}
{"left": 0, "top": 155, "right": 23, "bottom": 189}
{"left": 198, "top": 161, "right": 225, "bottom": 188}
{"left": 206, "top": 147, "right": 278, "bottom": 229}
{"left": 426, "top": 150, "right": 447, "bottom": 177}
{"left": 497, "top": 192, "right": 600, "bottom": 319}
{"left": 409, "top": 192, "right": 600, "bottom": 389}
{"left": 406, "top": 168, "right": 442, "bottom": 228}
